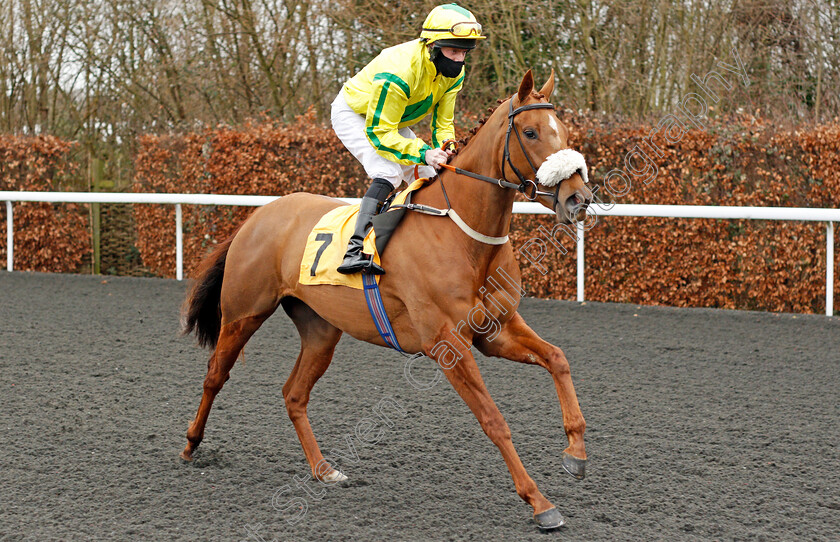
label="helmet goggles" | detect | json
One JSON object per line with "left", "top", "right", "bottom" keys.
{"left": 422, "top": 21, "right": 483, "bottom": 38}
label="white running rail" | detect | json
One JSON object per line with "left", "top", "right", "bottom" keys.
{"left": 2, "top": 192, "right": 838, "bottom": 316}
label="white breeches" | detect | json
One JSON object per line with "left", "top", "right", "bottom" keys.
{"left": 331, "top": 93, "right": 436, "bottom": 188}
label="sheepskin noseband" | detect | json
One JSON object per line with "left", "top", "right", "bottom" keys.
{"left": 536, "top": 149, "right": 589, "bottom": 187}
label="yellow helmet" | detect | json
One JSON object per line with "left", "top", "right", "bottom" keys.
{"left": 420, "top": 3, "right": 485, "bottom": 49}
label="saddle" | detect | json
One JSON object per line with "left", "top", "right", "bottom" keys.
{"left": 298, "top": 179, "right": 427, "bottom": 289}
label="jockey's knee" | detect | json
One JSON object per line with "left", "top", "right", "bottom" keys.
{"left": 364, "top": 177, "right": 395, "bottom": 200}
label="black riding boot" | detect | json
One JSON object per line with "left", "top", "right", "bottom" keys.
{"left": 337, "top": 178, "right": 392, "bottom": 275}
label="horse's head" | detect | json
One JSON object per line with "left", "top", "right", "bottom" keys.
{"left": 503, "top": 70, "right": 592, "bottom": 224}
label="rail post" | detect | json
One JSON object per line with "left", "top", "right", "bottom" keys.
{"left": 91, "top": 158, "right": 104, "bottom": 274}
{"left": 176, "top": 203, "right": 183, "bottom": 281}
{"left": 5, "top": 201, "right": 12, "bottom": 272}
{"left": 828, "top": 221, "right": 834, "bottom": 317}
{"left": 577, "top": 222, "right": 585, "bottom": 302}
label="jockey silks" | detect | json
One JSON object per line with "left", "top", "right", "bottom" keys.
{"left": 341, "top": 39, "right": 464, "bottom": 166}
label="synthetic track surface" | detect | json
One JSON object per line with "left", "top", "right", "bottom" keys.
{"left": 1, "top": 272, "right": 838, "bottom": 541}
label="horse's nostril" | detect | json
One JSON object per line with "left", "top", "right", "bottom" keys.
{"left": 575, "top": 192, "right": 592, "bottom": 209}
{"left": 564, "top": 194, "right": 581, "bottom": 216}
{"left": 567, "top": 193, "right": 587, "bottom": 209}
{"left": 561, "top": 192, "right": 590, "bottom": 223}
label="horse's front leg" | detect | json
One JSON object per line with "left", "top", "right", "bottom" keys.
{"left": 475, "top": 311, "right": 587, "bottom": 479}
{"left": 424, "top": 326, "right": 565, "bottom": 530}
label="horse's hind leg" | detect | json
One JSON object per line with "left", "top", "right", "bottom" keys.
{"left": 280, "top": 298, "right": 345, "bottom": 481}
{"left": 180, "top": 314, "right": 268, "bottom": 461}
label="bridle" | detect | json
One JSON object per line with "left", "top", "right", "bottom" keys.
{"left": 440, "top": 95, "right": 566, "bottom": 210}
{"left": 394, "top": 95, "right": 580, "bottom": 246}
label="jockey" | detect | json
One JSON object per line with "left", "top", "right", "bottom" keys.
{"left": 331, "top": 3, "right": 484, "bottom": 275}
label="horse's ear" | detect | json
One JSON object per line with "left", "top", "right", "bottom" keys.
{"left": 517, "top": 70, "right": 534, "bottom": 104}
{"left": 539, "top": 69, "right": 555, "bottom": 99}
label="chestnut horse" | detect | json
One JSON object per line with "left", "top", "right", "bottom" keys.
{"left": 180, "top": 70, "right": 591, "bottom": 530}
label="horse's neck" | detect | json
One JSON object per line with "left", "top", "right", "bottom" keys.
{"left": 440, "top": 120, "right": 516, "bottom": 240}
{"left": 409, "top": 111, "right": 516, "bottom": 267}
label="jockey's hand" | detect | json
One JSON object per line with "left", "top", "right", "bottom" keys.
{"left": 424, "top": 148, "right": 454, "bottom": 170}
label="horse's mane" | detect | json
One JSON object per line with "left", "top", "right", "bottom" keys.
{"left": 454, "top": 91, "right": 547, "bottom": 154}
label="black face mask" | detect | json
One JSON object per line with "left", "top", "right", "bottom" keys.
{"left": 432, "top": 50, "right": 465, "bottom": 78}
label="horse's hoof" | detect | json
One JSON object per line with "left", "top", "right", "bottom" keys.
{"left": 534, "top": 507, "right": 565, "bottom": 530}
{"left": 562, "top": 451, "right": 586, "bottom": 480}
{"left": 321, "top": 470, "right": 348, "bottom": 483}
{"left": 179, "top": 449, "right": 194, "bottom": 462}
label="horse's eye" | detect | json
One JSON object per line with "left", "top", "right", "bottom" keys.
{"left": 524, "top": 128, "right": 538, "bottom": 140}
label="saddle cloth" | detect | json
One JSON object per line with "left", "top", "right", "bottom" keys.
{"left": 298, "top": 179, "right": 427, "bottom": 289}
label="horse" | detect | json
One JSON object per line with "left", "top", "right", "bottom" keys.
{"left": 179, "top": 69, "right": 592, "bottom": 530}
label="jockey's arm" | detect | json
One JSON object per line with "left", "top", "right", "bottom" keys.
{"left": 431, "top": 74, "right": 464, "bottom": 148}
{"left": 364, "top": 74, "right": 432, "bottom": 166}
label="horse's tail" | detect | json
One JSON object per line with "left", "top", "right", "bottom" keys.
{"left": 181, "top": 226, "right": 241, "bottom": 349}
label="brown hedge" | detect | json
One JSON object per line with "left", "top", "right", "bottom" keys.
{"left": 132, "top": 110, "right": 369, "bottom": 278}
{"left": 7, "top": 113, "right": 836, "bottom": 314}
{"left": 133, "top": 111, "right": 840, "bottom": 314}
{"left": 0, "top": 135, "right": 90, "bottom": 273}
{"left": 0, "top": 111, "right": 745, "bottom": 312}
{"left": 513, "top": 116, "right": 840, "bottom": 314}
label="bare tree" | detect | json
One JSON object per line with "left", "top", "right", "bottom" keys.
{"left": 1, "top": 0, "right": 837, "bottom": 151}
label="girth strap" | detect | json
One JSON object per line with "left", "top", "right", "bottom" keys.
{"left": 362, "top": 273, "right": 405, "bottom": 354}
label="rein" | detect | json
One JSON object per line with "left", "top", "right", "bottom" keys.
{"left": 391, "top": 96, "right": 567, "bottom": 246}
{"left": 389, "top": 176, "right": 510, "bottom": 245}
{"left": 440, "top": 97, "right": 561, "bottom": 207}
